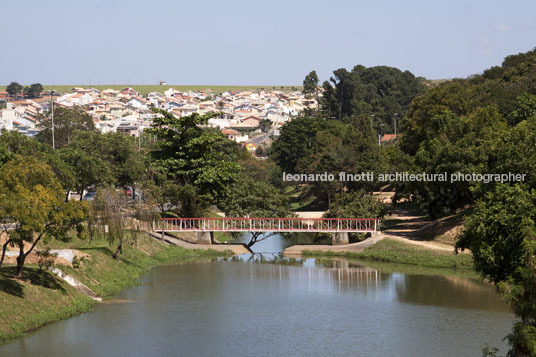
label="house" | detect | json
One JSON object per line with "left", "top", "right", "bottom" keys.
{"left": 381, "top": 134, "right": 399, "bottom": 144}
{"left": 222, "top": 128, "right": 248, "bottom": 143}
{"left": 127, "top": 97, "right": 147, "bottom": 109}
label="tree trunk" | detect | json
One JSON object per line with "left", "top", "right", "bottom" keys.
{"left": 0, "top": 239, "right": 11, "bottom": 269}
{"left": 16, "top": 243, "right": 25, "bottom": 278}
{"left": 246, "top": 232, "right": 261, "bottom": 248}
{"left": 112, "top": 243, "right": 123, "bottom": 260}
{"left": 428, "top": 203, "right": 437, "bottom": 221}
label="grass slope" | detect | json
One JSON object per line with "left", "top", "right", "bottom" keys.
{"left": 0, "top": 233, "right": 228, "bottom": 344}
{"left": 303, "top": 238, "right": 473, "bottom": 270}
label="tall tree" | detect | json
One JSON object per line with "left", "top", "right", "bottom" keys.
{"left": 321, "top": 65, "right": 426, "bottom": 129}
{"left": 147, "top": 109, "right": 242, "bottom": 210}
{"left": 37, "top": 106, "right": 96, "bottom": 149}
{"left": 221, "top": 176, "right": 289, "bottom": 248}
{"left": 457, "top": 185, "right": 536, "bottom": 356}
{"left": 0, "top": 156, "right": 87, "bottom": 276}
{"left": 303, "top": 70, "right": 320, "bottom": 103}
{"left": 6, "top": 82, "right": 22, "bottom": 97}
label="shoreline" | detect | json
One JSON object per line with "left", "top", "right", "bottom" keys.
{"left": 0, "top": 233, "right": 231, "bottom": 345}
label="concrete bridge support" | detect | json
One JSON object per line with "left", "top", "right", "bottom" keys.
{"left": 332, "top": 232, "right": 349, "bottom": 245}
{"left": 195, "top": 231, "right": 213, "bottom": 245}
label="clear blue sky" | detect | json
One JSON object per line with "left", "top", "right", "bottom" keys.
{"left": 1, "top": 0, "right": 535, "bottom": 85}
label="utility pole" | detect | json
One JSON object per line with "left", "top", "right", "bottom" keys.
{"left": 48, "top": 90, "right": 56, "bottom": 149}
{"left": 393, "top": 113, "right": 398, "bottom": 138}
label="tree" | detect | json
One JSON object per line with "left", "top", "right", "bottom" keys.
{"left": 147, "top": 109, "right": 242, "bottom": 208}
{"left": 26, "top": 83, "right": 43, "bottom": 98}
{"left": 457, "top": 184, "right": 536, "bottom": 356}
{"left": 326, "top": 190, "right": 387, "bottom": 219}
{"left": 259, "top": 119, "right": 272, "bottom": 133}
{"left": 89, "top": 186, "right": 127, "bottom": 259}
{"left": 0, "top": 156, "right": 87, "bottom": 276}
{"left": 321, "top": 65, "right": 426, "bottom": 130}
{"left": 303, "top": 70, "right": 319, "bottom": 103}
{"left": 37, "top": 106, "right": 96, "bottom": 149}
{"left": 221, "top": 176, "right": 289, "bottom": 248}
{"left": 6, "top": 82, "right": 22, "bottom": 97}
{"left": 143, "top": 167, "right": 182, "bottom": 240}
{"left": 59, "top": 146, "right": 113, "bottom": 200}
{"left": 270, "top": 116, "right": 326, "bottom": 174}
{"left": 59, "top": 131, "right": 145, "bottom": 199}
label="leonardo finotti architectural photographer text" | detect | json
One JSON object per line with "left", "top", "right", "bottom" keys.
{"left": 282, "top": 171, "right": 527, "bottom": 184}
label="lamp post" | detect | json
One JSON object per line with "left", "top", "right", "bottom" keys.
{"left": 47, "top": 90, "right": 56, "bottom": 149}
{"left": 393, "top": 113, "right": 398, "bottom": 137}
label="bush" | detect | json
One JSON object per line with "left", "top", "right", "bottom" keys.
{"left": 35, "top": 248, "right": 58, "bottom": 271}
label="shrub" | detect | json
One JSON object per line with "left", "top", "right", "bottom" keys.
{"left": 35, "top": 248, "right": 58, "bottom": 271}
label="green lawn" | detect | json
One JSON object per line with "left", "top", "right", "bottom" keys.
{"left": 303, "top": 238, "right": 473, "bottom": 270}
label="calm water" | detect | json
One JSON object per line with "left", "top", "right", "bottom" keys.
{"left": 0, "top": 234, "right": 514, "bottom": 357}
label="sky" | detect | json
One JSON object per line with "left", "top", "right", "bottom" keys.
{"left": 1, "top": 0, "right": 535, "bottom": 85}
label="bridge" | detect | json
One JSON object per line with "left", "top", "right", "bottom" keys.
{"left": 154, "top": 217, "right": 380, "bottom": 245}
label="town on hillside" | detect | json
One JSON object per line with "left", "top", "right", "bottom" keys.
{"left": 0, "top": 86, "right": 318, "bottom": 153}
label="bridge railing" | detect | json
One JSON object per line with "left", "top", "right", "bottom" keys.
{"left": 155, "top": 217, "right": 379, "bottom": 233}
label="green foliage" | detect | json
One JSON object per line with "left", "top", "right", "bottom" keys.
{"left": 321, "top": 65, "right": 426, "bottom": 131}
{"left": 6, "top": 82, "right": 22, "bottom": 97}
{"left": 22, "top": 83, "right": 43, "bottom": 98}
{"left": 325, "top": 191, "right": 388, "bottom": 219}
{"left": 35, "top": 248, "right": 58, "bottom": 271}
{"left": 37, "top": 106, "right": 96, "bottom": 149}
{"left": 270, "top": 116, "right": 326, "bottom": 174}
{"left": 507, "top": 94, "right": 536, "bottom": 125}
{"left": 59, "top": 131, "right": 144, "bottom": 195}
{"left": 303, "top": 70, "right": 319, "bottom": 99}
{"left": 221, "top": 176, "right": 289, "bottom": 218}
{"left": 458, "top": 184, "right": 536, "bottom": 356}
{"left": 0, "top": 156, "right": 88, "bottom": 276}
{"left": 147, "top": 109, "right": 242, "bottom": 206}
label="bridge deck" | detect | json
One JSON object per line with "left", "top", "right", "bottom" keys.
{"left": 155, "top": 217, "right": 379, "bottom": 233}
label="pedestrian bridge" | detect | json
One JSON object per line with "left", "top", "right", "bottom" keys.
{"left": 154, "top": 217, "right": 380, "bottom": 245}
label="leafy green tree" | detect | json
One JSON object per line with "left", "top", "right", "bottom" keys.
{"left": 259, "top": 119, "right": 272, "bottom": 133}
{"left": 0, "top": 156, "right": 87, "bottom": 276}
{"left": 303, "top": 70, "right": 319, "bottom": 101}
{"left": 6, "top": 82, "right": 22, "bottom": 97}
{"left": 457, "top": 184, "right": 536, "bottom": 356}
{"left": 60, "top": 131, "right": 145, "bottom": 198}
{"left": 22, "top": 83, "right": 43, "bottom": 98}
{"left": 270, "top": 116, "right": 326, "bottom": 174}
{"left": 147, "top": 109, "right": 242, "bottom": 208}
{"left": 221, "top": 176, "right": 289, "bottom": 248}
{"left": 59, "top": 146, "right": 113, "bottom": 200}
{"left": 89, "top": 186, "right": 127, "bottom": 259}
{"left": 321, "top": 65, "right": 426, "bottom": 130}
{"left": 37, "top": 106, "right": 96, "bottom": 149}
{"left": 401, "top": 106, "right": 507, "bottom": 219}
{"left": 325, "top": 190, "right": 388, "bottom": 219}
{"left": 507, "top": 94, "right": 536, "bottom": 125}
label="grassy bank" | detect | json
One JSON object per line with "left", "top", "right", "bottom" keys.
{"left": 303, "top": 238, "right": 473, "bottom": 270}
{"left": 0, "top": 232, "right": 228, "bottom": 344}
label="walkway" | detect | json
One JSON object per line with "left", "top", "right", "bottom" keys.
{"left": 145, "top": 231, "right": 250, "bottom": 255}
{"left": 283, "top": 205, "right": 458, "bottom": 256}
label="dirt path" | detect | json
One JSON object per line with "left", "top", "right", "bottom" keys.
{"left": 283, "top": 198, "right": 460, "bottom": 256}
{"left": 145, "top": 231, "right": 250, "bottom": 255}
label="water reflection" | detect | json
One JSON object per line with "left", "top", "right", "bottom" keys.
{"left": 0, "top": 256, "right": 513, "bottom": 357}
{"left": 220, "top": 254, "right": 510, "bottom": 312}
